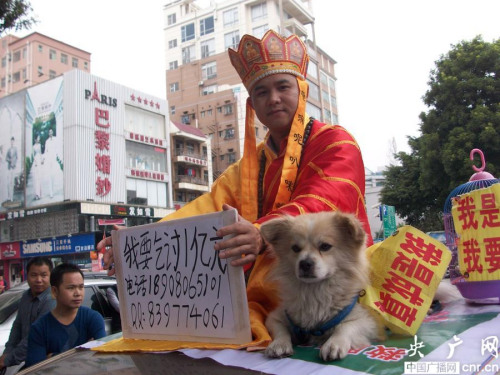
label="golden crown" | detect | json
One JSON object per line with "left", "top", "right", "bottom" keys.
{"left": 228, "top": 30, "right": 309, "bottom": 92}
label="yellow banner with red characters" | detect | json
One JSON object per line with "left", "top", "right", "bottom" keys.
{"left": 451, "top": 184, "right": 500, "bottom": 282}
{"left": 359, "top": 226, "right": 451, "bottom": 336}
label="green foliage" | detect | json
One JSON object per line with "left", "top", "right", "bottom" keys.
{"left": 381, "top": 36, "right": 500, "bottom": 232}
{"left": 0, "top": 0, "right": 37, "bottom": 35}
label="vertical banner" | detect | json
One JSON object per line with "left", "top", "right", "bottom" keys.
{"left": 360, "top": 226, "right": 451, "bottom": 335}
{"left": 451, "top": 184, "right": 500, "bottom": 281}
{"left": 25, "top": 77, "right": 64, "bottom": 206}
{"left": 0, "top": 91, "right": 25, "bottom": 212}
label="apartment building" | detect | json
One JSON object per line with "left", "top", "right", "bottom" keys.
{"left": 163, "top": 0, "right": 339, "bottom": 178}
{"left": 0, "top": 32, "right": 91, "bottom": 98}
{"left": 170, "top": 121, "right": 213, "bottom": 208}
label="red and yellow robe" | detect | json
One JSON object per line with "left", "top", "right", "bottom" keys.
{"left": 163, "top": 118, "right": 372, "bottom": 347}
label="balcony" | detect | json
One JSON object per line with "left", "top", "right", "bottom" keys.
{"left": 175, "top": 175, "right": 209, "bottom": 192}
{"left": 174, "top": 149, "right": 208, "bottom": 166}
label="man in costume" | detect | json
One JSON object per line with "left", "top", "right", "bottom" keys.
{"left": 100, "top": 29, "right": 371, "bottom": 345}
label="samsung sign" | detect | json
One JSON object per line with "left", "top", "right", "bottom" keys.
{"left": 22, "top": 234, "right": 96, "bottom": 257}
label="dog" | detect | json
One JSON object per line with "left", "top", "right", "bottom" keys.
{"left": 260, "top": 211, "right": 386, "bottom": 361}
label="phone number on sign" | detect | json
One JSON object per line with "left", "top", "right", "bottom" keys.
{"left": 125, "top": 271, "right": 223, "bottom": 299}
{"left": 130, "top": 301, "right": 226, "bottom": 330}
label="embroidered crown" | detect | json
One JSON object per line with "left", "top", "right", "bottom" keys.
{"left": 228, "top": 30, "right": 309, "bottom": 92}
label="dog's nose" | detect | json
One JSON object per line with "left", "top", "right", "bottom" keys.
{"left": 299, "top": 259, "right": 314, "bottom": 274}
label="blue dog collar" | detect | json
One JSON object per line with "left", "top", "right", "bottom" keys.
{"left": 286, "top": 295, "right": 358, "bottom": 339}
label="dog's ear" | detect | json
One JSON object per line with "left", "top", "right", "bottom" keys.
{"left": 333, "top": 212, "right": 366, "bottom": 248}
{"left": 260, "top": 217, "right": 293, "bottom": 246}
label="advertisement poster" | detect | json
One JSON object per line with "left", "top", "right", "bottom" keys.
{"left": 0, "top": 91, "right": 25, "bottom": 213}
{"left": 25, "top": 77, "right": 64, "bottom": 206}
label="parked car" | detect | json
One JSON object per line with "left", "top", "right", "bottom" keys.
{"left": 0, "top": 277, "right": 120, "bottom": 355}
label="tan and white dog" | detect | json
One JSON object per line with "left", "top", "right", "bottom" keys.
{"left": 260, "top": 211, "right": 386, "bottom": 361}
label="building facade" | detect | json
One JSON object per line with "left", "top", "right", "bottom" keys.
{"left": 0, "top": 70, "right": 174, "bottom": 288}
{"left": 163, "top": 0, "right": 338, "bottom": 178}
{"left": 1, "top": 32, "right": 91, "bottom": 98}
{"left": 170, "top": 121, "right": 212, "bottom": 208}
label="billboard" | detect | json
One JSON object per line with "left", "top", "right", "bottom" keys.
{"left": 25, "top": 77, "right": 64, "bottom": 206}
{"left": 0, "top": 91, "right": 25, "bottom": 212}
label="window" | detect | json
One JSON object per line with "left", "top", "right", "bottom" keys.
{"left": 224, "top": 31, "right": 240, "bottom": 50}
{"left": 223, "top": 8, "right": 238, "bottom": 27}
{"left": 37, "top": 66, "right": 43, "bottom": 75}
{"left": 252, "top": 24, "right": 268, "bottom": 39}
{"left": 323, "top": 108, "right": 332, "bottom": 124}
{"left": 22, "top": 68, "right": 26, "bottom": 80}
{"left": 84, "top": 61, "right": 88, "bottom": 70}
{"left": 169, "top": 82, "right": 179, "bottom": 92}
{"left": 38, "top": 44, "right": 43, "bottom": 52}
{"left": 201, "top": 61, "right": 217, "bottom": 80}
{"left": 224, "top": 128, "right": 234, "bottom": 139}
{"left": 1, "top": 77, "right": 5, "bottom": 88}
{"left": 329, "top": 78, "right": 336, "bottom": 90}
{"left": 223, "top": 104, "right": 233, "bottom": 115}
{"left": 170, "top": 106, "right": 175, "bottom": 115}
{"left": 307, "top": 61, "right": 318, "bottom": 79}
{"left": 72, "top": 57, "right": 78, "bottom": 68}
{"left": 181, "top": 114, "right": 191, "bottom": 124}
{"left": 168, "top": 39, "right": 177, "bottom": 49}
{"left": 13, "top": 51, "right": 21, "bottom": 62}
{"left": 49, "top": 70, "right": 56, "bottom": 79}
{"left": 200, "top": 16, "right": 214, "bottom": 36}
{"left": 181, "top": 23, "right": 195, "bottom": 42}
{"left": 12, "top": 71, "right": 20, "bottom": 83}
{"left": 182, "top": 45, "right": 195, "bottom": 64}
{"left": 201, "top": 84, "right": 216, "bottom": 96}
{"left": 320, "top": 71, "right": 328, "bottom": 85}
{"left": 251, "top": 3, "right": 267, "bottom": 21}
{"left": 126, "top": 178, "right": 167, "bottom": 207}
{"left": 167, "top": 13, "right": 176, "bottom": 25}
{"left": 330, "top": 95, "right": 337, "bottom": 107}
{"left": 61, "top": 54, "right": 68, "bottom": 64}
{"left": 307, "top": 80, "right": 319, "bottom": 101}
{"left": 1, "top": 57, "right": 5, "bottom": 67}
{"left": 169, "top": 61, "right": 178, "bottom": 70}
{"left": 124, "top": 104, "right": 166, "bottom": 139}
{"left": 49, "top": 49, "right": 57, "bottom": 60}
{"left": 322, "top": 90, "right": 329, "bottom": 103}
{"left": 23, "top": 47, "right": 27, "bottom": 59}
{"left": 228, "top": 151, "right": 236, "bottom": 164}
{"left": 201, "top": 38, "right": 215, "bottom": 58}
{"left": 306, "top": 102, "right": 321, "bottom": 120}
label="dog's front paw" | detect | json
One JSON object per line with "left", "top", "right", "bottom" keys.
{"left": 319, "top": 336, "right": 351, "bottom": 361}
{"left": 265, "top": 338, "right": 294, "bottom": 358}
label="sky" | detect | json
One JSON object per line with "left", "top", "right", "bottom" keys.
{"left": 13, "top": 0, "right": 500, "bottom": 171}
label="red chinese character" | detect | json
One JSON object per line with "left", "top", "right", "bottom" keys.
{"left": 374, "top": 292, "right": 418, "bottom": 327}
{"left": 400, "top": 232, "right": 444, "bottom": 266}
{"left": 480, "top": 193, "right": 500, "bottom": 228}
{"left": 382, "top": 271, "right": 424, "bottom": 306}
{"left": 95, "top": 154, "right": 111, "bottom": 174}
{"left": 364, "top": 345, "right": 407, "bottom": 361}
{"left": 95, "top": 108, "right": 110, "bottom": 128}
{"left": 95, "top": 130, "right": 110, "bottom": 150}
{"left": 457, "top": 195, "right": 478, "bottom": 230}
{"left": 391, "top": 251, "right": 434, "bottom": 286}
{"left": 484, "top": 237, "right": 500, "bottom": 273}
{"left": 463, "top": 238, "right": 483, "bottom": 273}
{"left": 96, "top": 177, "right": 111, "bottom": 196}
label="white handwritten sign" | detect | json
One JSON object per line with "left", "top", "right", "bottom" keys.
{"left": 112, "top": 209, "right": 252, "bottom": 344}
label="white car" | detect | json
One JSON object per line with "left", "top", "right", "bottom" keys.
{"left": 0, "top": 277, "right": 120, "bottom": 355}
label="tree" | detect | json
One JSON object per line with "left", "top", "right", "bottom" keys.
{"left": 381, "top": 36, "right": 500, "bottom": 232}
{"left": 0, "top": 0, "right": 37, "bottom": 35}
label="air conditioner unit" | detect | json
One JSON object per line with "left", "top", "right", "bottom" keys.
{"left": 198, "top": 81, "right": 204, "bottom": 86}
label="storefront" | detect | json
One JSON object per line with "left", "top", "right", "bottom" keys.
{"left": 0, "top": 241, "right": 22, "bottom": 289}
{"left": 0, "top": 70, "right": 175, "bottom": 277}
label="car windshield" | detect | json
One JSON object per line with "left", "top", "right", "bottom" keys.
{"left": 0, "top": 290, "right": 24, "bottom": 324}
